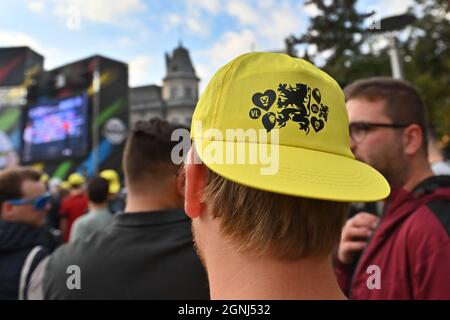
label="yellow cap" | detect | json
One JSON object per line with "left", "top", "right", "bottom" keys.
{"left": 100, "top": 169, "right": 120, "bottom": 194}
{"left": 60, "top": 181, "right": 70, "bottom": 190}
{"left": 40, "top": 173, "right": 49, "bottom": 184}
{"left": 191, "top": 52, "right": 390, "bottom": 202}
{"left": 67, "top": 173, "right": 85, "bottom": 186}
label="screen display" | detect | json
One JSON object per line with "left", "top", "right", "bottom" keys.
{"left": 22, "top": 93, "right": 89, "bottom": 163}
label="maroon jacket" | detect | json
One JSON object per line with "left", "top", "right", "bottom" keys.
{"left": 335, "top": 176, "right": 450, "bottom": 300}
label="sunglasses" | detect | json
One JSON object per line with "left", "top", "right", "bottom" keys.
{"left": 7, "top": 193, "right": 51, "bottom": 211}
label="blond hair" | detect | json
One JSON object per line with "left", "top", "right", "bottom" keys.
{"left": 201, "top": 168, "right": 348, "bottom": 260}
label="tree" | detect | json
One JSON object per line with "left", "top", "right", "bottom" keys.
{"left": 294, "top": 0, "right": 389, "bottom": 86}
{"left": 292, "top": 0, "right": 449, "bottom": 146}
{"left": 401, "top": 0, "right": 450, "bottom": 142}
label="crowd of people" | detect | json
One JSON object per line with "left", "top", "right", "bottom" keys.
{"left": 0, "top": 52, "right": 449, "bottom": 300}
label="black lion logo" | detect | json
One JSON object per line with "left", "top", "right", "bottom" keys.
{"left": 250, "top": 83, "right": 329, "bottom": 134}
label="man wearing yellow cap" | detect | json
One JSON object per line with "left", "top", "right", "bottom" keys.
{"left": 184, "top": 52, "right": 390, "bottom": 299}
{"left": 99, "top": 169, "right": 125, "bottom": 214}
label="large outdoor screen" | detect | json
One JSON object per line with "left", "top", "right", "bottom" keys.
{"left": 21, "top": 93, "right": 89, "bottom": 163}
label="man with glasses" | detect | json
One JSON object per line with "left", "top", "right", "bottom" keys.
{"left": 0, "top": 167, "right": 61, "bottom": 299}
{"left": 335, "top": 77, "right": 450, "bottom": 299}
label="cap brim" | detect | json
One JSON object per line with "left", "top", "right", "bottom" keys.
{"left": 194, "top": 139, "right": 390, "bottom": 202}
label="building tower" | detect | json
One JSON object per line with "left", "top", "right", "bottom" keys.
{"left": 162, "top": 42, "right": 199, "bottom": 125}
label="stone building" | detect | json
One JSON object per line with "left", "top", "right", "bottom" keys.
{"left": 129, "top": 44, "right": 199, "bottom": 127}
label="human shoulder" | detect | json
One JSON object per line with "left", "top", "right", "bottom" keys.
{"left": 61, "top": 194, "right": 77, "bottom": 208}
{"left": 404, "top": 176, "right": 450, "bottom": 237}
{"left": 70, "top": 214, "right": 90, "bottom": 238}
{"left": 401, "top": 197, "right": 450, "bottom": 258}
{"left": 74, "top": 211, "right": 95, "bottom": 225}
{"left": 48, "top": 228, "right": 110, "bottom": 269}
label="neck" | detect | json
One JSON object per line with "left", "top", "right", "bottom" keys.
{"left": 89, "top": 202, "right": 107, "bottom": 211}
{"left": 70, "top": 188, "right": 83, "bottom": 196}
{"left": 401, "top": 157, "right": 434, "bottom": 192}
{"left": 125, "top": 191, "right": 181, "bottom": 213}
{"left": 204, "top": 243, "right": 345, "bottom": 300}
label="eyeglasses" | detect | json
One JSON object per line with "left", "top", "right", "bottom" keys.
{"left": 7, "top": 193, "right": 51, "bottom": 211}
{"left": 349, "top": 122, "right": 410, "bottom": 143}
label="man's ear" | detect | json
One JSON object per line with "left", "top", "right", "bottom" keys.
{"left": 185, "top": 150, "right": 207, "bottom": 219}
{"left": 403, "top": 124, "right": 423, "bottom": 156}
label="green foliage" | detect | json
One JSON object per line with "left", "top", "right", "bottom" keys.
{"left": 401, "top": 0, "right": 450, "bottom": 140}
{"left": 296, "top": 0, "right": 449, "bottom": 143}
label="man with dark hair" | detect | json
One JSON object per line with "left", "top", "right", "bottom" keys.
{"left": 336, "top": 77, "right": 450, "bottom": 299}
{"left": 33, "top": 118, "right": 209, "bottom": 299}
{"left": 0, "top": 168, "right": 60, "bottom": 299}
{"left": 69, "top": 177, "right": 112, "bottom": 241}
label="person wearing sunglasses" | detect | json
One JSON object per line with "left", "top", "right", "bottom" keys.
{"left": 7, "top": 193, "right": 51, "bottom": 215}
{"left": 335, "top": 77, "right": 450, "bottom": 300}
{"left": 0, "top": 168, "right": 61, "bottom": 300}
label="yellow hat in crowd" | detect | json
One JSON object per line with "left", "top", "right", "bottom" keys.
{"left": 67, "top": 172, "right": 85, "bottom": 186}
{"left": 191, "top": 52, "right": 390, "bottom": 202}
{"left": 40, "top": 173, "right": 49, "bottom": 184}
{"left": 60, "top": 181, "right": 71, "bottom": 190}
{"left": 100, "top": 169, "right": 120, "bottom": 194}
